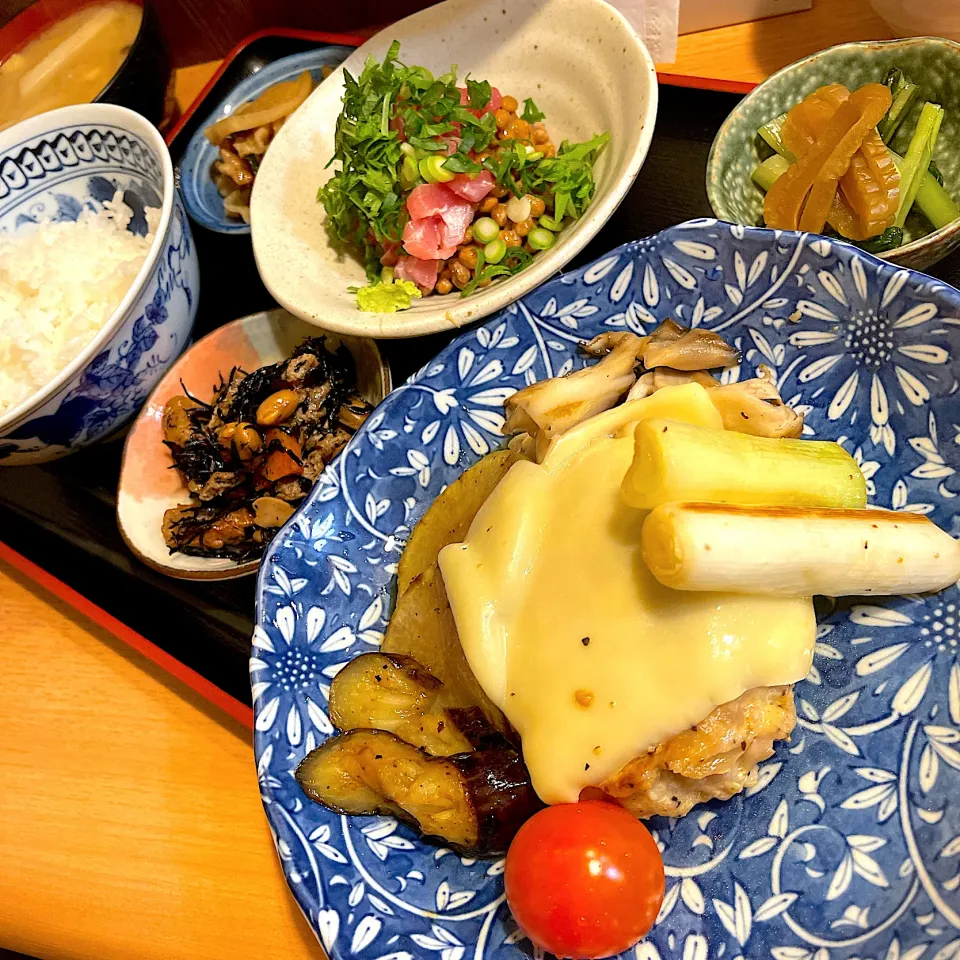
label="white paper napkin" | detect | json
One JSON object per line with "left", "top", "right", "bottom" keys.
{"left": 608, "top": 0, "right": 680, "bottom": 62}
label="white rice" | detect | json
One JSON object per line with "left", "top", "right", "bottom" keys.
{"left": 0, "top": 191, "right": 160, "bottom": 419}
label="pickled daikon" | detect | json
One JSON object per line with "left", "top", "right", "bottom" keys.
{"left": 764, "top": 83, "right": 894, "bottom": 236}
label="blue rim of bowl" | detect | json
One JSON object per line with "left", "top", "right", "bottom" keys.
{"left": 704, "top": 35, "right": 960, "bottom": 264}
{"left": 178, "top": 46, "right": 354, "bottom": 236}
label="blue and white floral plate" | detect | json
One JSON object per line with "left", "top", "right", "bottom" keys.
{"left": 178, "top": 46, "right": 354, "bottom": 235}
{"left": 253, "top": 220, "right": 960, "bottom": 960}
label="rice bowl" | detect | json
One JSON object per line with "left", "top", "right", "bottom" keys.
{"left": 0, "top": 102, "right": 199, "bottom": 465}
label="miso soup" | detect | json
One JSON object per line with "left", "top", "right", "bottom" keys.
{"left": 0, "top": 1, "right": 143, "bottom": 131}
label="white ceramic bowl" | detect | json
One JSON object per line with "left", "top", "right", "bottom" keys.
{"left": 116, "top": 308, "right": 391, "bottom": 580}
{"left": 0, "top": 103, "right": 199, "bottom": 465}
{"left": 250, "top": 0, "right": 658, "bottom": 338}
{"left": 869, "top": 1, "right": 960, "bottom": 41}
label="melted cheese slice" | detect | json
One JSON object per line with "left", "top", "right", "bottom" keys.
{"left": 438, "top": 384, "right": 816, "bottom": 804}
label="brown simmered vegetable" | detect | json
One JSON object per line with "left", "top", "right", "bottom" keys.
{"left": 161, "top": 337, "right": 373, "bottom": 561}
{"left": 328, "top": 653, "right": 477, "bottom": 757}
{"left": 295, "top": 730, "right": 543, "bottom": 857}
{"left": 383, "top": 562, "right": 511, "bottom": 738}
{"left": 260, "top": 428, "right": 303, "bottom": 482}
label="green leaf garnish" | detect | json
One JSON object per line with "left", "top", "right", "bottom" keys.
{"left": 466, "top": 78, "right": 492, "bottom": 111}
{"left": 529, "top": 132, "right": 610, "bottom": 220}
{"left": 521, "top": 98, "right": 545, "bottom": 123}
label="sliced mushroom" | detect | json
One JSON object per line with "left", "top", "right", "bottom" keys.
{"left": 709, "top": 378, "right": 805, "bottom": 439}
{"left": 503, "top": 333, "right": 647, "bottom": 461}
{"left": 643, "top": 323, "right": 740, "bottom": 371}
{"left": 644, "top": 319, "right": 685, "bottom": 345}
{"left": 626, "top": 368, "right": 719, "bottom": 401}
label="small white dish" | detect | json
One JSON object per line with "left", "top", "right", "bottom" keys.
{"left": 250, "top": 0, "right": 658, "bottom": 339}
{"left": 116, "top": 308, "right": 390, "bottom": 581}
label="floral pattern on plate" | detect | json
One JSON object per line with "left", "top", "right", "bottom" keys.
{"left": 253, "top": 220, "right": 960, "bottom": 960}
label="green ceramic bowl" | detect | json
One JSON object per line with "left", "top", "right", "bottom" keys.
{"left": 706, "top": 37, "right": 960, "bottom": 271}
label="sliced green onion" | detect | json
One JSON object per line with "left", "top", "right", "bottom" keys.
{"left": 538, "top": 215, "right": 563, "bottom": 232}
{"left": 472, "top": 217, "right": 500, "bottom": 244}
{"left": 484, "top": 238, "right": 507, "bottom": 263}
{"left": 400, "top": 155, "right": 420, "bottom": 188}
{"left": 528, "top": 227, "right": 556, "bottom": 251}
{"left": 419, "top": 155, "right": 455, "bottom": 183}
{"left": 381, "top": 266, "right": 395, "bottom": 284}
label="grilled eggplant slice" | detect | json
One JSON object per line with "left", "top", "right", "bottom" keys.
{"left": 397, "top": 449, "right": 520, "bottom": 596}
{"left": 383, "top": 562, "right": 510, "bottom": 737}
{"left": 295, "top": 730, "right": 542, "bottom": 857}
{"left": 328, "top": 653, "right": 475, "bottom": 757}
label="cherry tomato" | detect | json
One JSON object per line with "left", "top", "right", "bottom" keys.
{"left": 504, "top": 800, "right": 664, "bottom": 959}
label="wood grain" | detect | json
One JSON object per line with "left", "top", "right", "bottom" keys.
{"left": 666, "top": 0, "right": 893, "bottom": 84}
{"left": 166, "top": 0, "right": 894, "bottom": 110}
{"left": 0, "top": 560, "right": 325, "bottom": 960}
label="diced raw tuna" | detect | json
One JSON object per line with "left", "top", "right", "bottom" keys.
{"left": 448, "top": 170, "right": 495, "bottom": 202}
{"left": 407, "top": 182, "right": 456, "bottom": 221}
{"left": 394, "top": 255, "right": 440, "bottom": 291}
{"left": 437, "top": 201, "right": 474, "bottom": 247}
{"left": 402, "top": 215, "right": 458, "bottom": 260}
{"left": 406, "top": 183, "right": 475, "bottom": 247}
{"left": 458, "top": 86, "right": 502, "bottom": 116}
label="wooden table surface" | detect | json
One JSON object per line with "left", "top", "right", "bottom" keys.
{"left": 0, "top": 2, "right": 895, "bottom": 957}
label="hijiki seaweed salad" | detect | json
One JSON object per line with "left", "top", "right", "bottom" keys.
{"left": 319, "top": 41, "right": 609, "bottom": 312}
{"left": 161, "top": 338, "right": 372, "bottom": 561}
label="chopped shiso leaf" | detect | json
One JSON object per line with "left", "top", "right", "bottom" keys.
{"left": 355, "top": 279, "right": 422, "bottom": 312}
{"left": 528, "top": 132, "right": 610, "bottom": 220}
{"left": 466, "top": 77, "right": 492, "bottom": 111}
{"left": 521, "top": 98, "right": 545, "bottom": 123}
{"left": 879, "top": 68, "right": 920, "bottom": 144}
{"left": 461, "top": 245, "right": 534, "bottom": 297}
